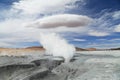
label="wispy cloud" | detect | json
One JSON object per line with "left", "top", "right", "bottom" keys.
{"left": 86, "top": 42, "right": 120, "bottom": 49}
{"left": 88, "top": 31, "right": 110, "bottom": 37}
{"left": 112, "top": 11, "right": 120, "bottom": 20}
{"left": 73, "top": 38, "right": 86, "bottom": 42}
{"left": 87, "top": 10, "right": 120, "bottom": 37}
{"left": 12, "top": 0, "right": 80, "bottom": 15}
{"left": 114, "top": 24, "right": 120, "bottom": 32}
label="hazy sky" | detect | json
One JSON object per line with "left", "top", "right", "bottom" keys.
{"left": 0, "top": 0, "right": 120, "bottom": 48}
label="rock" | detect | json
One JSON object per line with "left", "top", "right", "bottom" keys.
{"left": 31, "top": 58, "right": 64, "bottom": 70}
{"left": 0, "top": 63, "right": 35, "bottom": 69}
{"left": 9, "top": 67, "right": 49, "bottom": 80}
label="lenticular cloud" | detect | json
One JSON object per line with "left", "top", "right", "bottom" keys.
{"left": 28, "top": 14, "right": 92, "bottom": 28}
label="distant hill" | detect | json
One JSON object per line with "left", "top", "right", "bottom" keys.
{"left": 26, "top": 46, "right": 87, "bottom": 51}
{"left": 75, "top": 47, "right": 87, "bottom": 51}
{"left": 109, "top": 48, "right": 120, "bottom": 50}
{"left": 86, "top": 48, "right": 97, "bottom": 51}
{"left": 25, "top": 46, "right": 88, "bottom": 51}
{"left": 25, "top": 46, "right": 45, "bottom": 50}
{"left": 0, "top": 46, "right": 119, "bottom": 51}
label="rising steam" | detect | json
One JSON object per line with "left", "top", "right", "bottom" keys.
{"left": 39, "top": 33, "right": 75, "bottom": 62}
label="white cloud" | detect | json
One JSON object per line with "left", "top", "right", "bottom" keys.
{"left": 12, "top": 0, "right": 79, "bottom": 15}
{"left": 87, "top": 11, "right": 119, "bottom": 37}
{"left": 87, "top": 42, "right": 120, "bottom": 49}
{"left": 98, "top": 39, "right": 107, "bottom": 41}
{"left": 112, "top": 11, "right": 120, "bottom": 20}
{"left": 114, "top": 24, "right": 120, "bottom": 32}
{"left": 73, "top": 38, "right": 86, "bottom": 41}
{"left": 0, "top": 19, "right": 29, "bottom": 33}
{"left": 28, "top": 14, "right": 92, "bottom": 28}
{"left": 0, "top": 0, "right": 84, "bottom": 47}
{"left": 0, "top": 42, "right": 12, "bottom": 48}
{"left": 88, "top": 31, "right": 110, "bottom": 37}
{"left": 0, "top": 17, "right": 43, "bottom": 47}
{"left": 109, "top": 38, "right": 120, "bottom": 41}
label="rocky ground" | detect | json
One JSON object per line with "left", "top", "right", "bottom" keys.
{"left": 0, "top": 51, "right": 120, "bottom": 80}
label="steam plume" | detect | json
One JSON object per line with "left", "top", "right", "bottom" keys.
{"left": 39, "top": 33, "right": 75, "bottom": 62}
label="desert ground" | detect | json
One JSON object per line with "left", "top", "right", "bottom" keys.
{"left": 0, "top": 48, "right": 120, "bottom": 80}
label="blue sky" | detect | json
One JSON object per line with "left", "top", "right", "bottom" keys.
{"left": 0, "top": 0, "right": 120, "bottom": 49}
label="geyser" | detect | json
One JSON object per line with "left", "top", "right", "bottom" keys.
{"left": 39, "top": 33, "right": 75, "bottom": 62}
